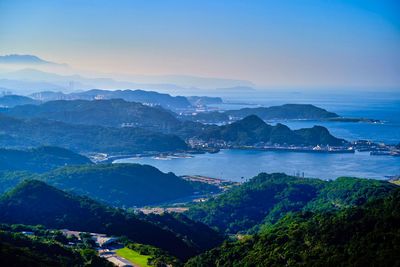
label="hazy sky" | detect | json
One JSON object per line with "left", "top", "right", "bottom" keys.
{"left": 1, "top": 0, "right": 399, "bottom": 87}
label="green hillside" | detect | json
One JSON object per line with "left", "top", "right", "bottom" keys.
{"left": 38, "top": 163, "right": 219, "bottom": 206}
{"left": 0, "top": 180, "right": 223, "bottom": 260}
{"left": 197, "top": 115, "right": 346, "bottom": 146}
{"left": 0, "top": 114, "right": 187, "bottom": 153}
{"left": 226, "top": 104, "right": 339, "bottom": 120}
{"left": 0, "top": 146, "right": 91, "bottom": 173}
{"left": 0, "top": 94, "right": 40, "bottom": 108}
{"left": 30, "top": 89, "right": 192, "bottom": 110}
{"left": 5, "top": 99, "right": 181, "bottom": 131}
{"left": 186, "top": 173, "right": 397, "bottom": 234}
{"left": 0, "top": 164, "right": 219, "bottom": 207}
{"left": 0, "top": 225, "right": 112, "bottom": 267}
{"left": 184, "top": 104, "right": 339, "bottom": 123}
{"left": 185, "top": 188, "right": 400, "bottom": 267}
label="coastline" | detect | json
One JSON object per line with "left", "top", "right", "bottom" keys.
{"left": 87, "top": 139, "right": 399, "bottom": 164}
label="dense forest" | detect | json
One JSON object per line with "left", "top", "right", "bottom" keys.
{"left": 197, "top": 115, "right": 346, "bottom": 146}
{"left": 185, "top": 188, "right": 400, "bottom": 267}
{"left": 0, "top": 146, "right": 92, "bottom": 172}
{"left": 4, "top": 99, "right": 181, "bottom": 131}
{"left": 0, "top": 94, "right": 40, "bottom": 108}
{"left": 0, "top": 224, "right": 112, "bottom": 267}
{"left": 37, "top": 163, "right": 219, "bottom": 206}
{"left": 186, "top": 173, "right": 397, "bottom": 234}
{"left": 0, "top": 168, "right": 398, "bottom": 266}
{"left": 0, "top": 180, "right": 223, "bottom": 260}
{"left": 1, "top": 98, "right": 348, "bottom": 153}
{"left": 30, "top": 89, "right": 192, "bottom": 110}
{"left": 0, "top": 114, "right": 187, "bottom": 153}
{"left": 184, "top": 104, "right": 339, "bottom": 123}
{"left": 226, "top": 104, "right": 339, "bottom": 120}
{"left": 0, "top": 163, "right": 219, "bottom": 206}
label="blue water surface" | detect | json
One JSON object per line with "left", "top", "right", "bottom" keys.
{"left": 118, "top": 90, "right": 400, "bottom": 181}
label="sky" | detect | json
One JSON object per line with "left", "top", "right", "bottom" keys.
{"left": 0, "top": 0, "right": 399, "bottom": 88}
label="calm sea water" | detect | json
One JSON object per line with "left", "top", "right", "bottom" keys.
{"left": 115, "top": 149, "right": 400, "bottom": 181}
{"left": 212, "top": 90, "right": 400, "bottom": 143}
{"left": 117, "top": 90, "right": 400, "bottom": 181}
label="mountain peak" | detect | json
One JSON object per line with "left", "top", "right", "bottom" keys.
{"left": 0, "top": 54, "right": 61, "bottom": 65}
{"left": 2, "top": 179, "right": 67, "bottom": 204}
{"left": 236, "top": 115, "right": 266, "bottom": 128}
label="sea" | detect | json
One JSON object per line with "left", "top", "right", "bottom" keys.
{"left": 116, "top": 90, "right": 400, "bottom": 181}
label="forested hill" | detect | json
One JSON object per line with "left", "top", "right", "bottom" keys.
{"left": 1, "top": 100, "right": 347, "bottom": 147}
{"left": 0, "top": 94, "right": 40, "bottom": 108}
{"left": 197, "top": 115, "right": 346, "bottom": 146}
{"left": 0, "top": 226, "right": 112, "bottom": 267}
{"left": 4, "top": 99, "right": 181, "bottom": 131}
{"left": 38, "top": 163, "right": 219, "bottom": 206}
{"left": 227, "top": 103, "right": 339, "bottom": 120}
{"left": 185, "top": 173, "right": 397, "bottom": 234}
{"left": 30, "top": 89, "right": 192, "bottom": 110}
{"left": 0, "top": 164, "right": 219, "bottom": 206}
{"left": 0, "top": 114, "right": 187, "bottom": 153}
{"left": 185, "top": 188, "right": 400, "bottom": 267}
{"left": 0, "top": 180, "right": 223, "bottom": 260}
{"left": 186, "top": 96, "right": 223, "bottom": 106}
{"left": 183, "top": 103, "right": 339, "bottom": 123}
{"left": 0, "top": 146, "right": 91, "bottom": 173}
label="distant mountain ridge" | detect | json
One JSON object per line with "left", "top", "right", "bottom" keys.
{"left": 31, "top": 89, "right": 192, "bottom": 110}
{"left": 0, "top": 94, "right": 40, "bottom": 108}
{"left": 0, "top": 67, "right": 253, "bottom": 94}
{"left": 227, "top": 103, "right": 339, "bottom": 119}
{"left": 4, "top": 98, "right": 182, "bottom": 131}
{"left": 0, "top": 102, "right": 346, "bottom": 150}
{"left": 28, "top": 89, "right": 225, "bottom": 111}
{"left": 0, "top": 54, "right": 61, "bottom": 65}
{"left": 0, "top": 146, "right": 91, "bottom": 173}
{"left": 0, "top": 95, "right": 347, "bottom": 152}
{"left": 0, "top": 113, "right": 187, "bottom": 153}
{"left": 184, "top": 103, "right": 339, "bottom": 123}
{"left": 186, "top": 96, "right": 223, "bottom": 106}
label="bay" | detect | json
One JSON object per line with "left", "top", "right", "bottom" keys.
{"left": 116, "top": 90, "right": 400, "bottom": 182}
{"left": 115, "top": 149, "right": 400, "bottom": 181}
{"left": 211, "top": 90, "right": 400, "bottom": 143}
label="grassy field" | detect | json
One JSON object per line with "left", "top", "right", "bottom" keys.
{"left": 116, "top": 247, "right": 151, "bottom": 267}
